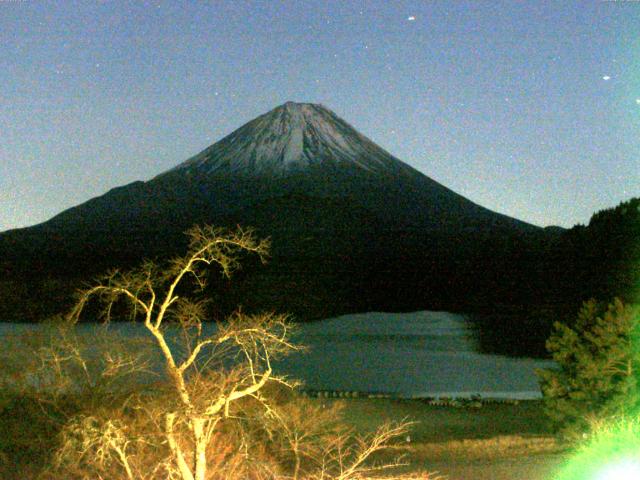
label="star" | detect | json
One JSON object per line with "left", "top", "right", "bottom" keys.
{"left": 635, "top": 99, "right": 640, "bottom": 105}
{"left": 602, "top": 75, "right": 611, "bottom": 81}
{"left": 407, "top": 16, "right": 416, "bottom": 21}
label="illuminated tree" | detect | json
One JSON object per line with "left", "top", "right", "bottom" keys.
{"left": 50, "top": 225, "right": 418, "bottom": 480}
{"left": 64, "top": 225, "right": 297, "bottom": 480}
{"left": 538, "top": 298, "right": 640, "bottom": 438}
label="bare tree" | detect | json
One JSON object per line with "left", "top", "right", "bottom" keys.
{"left": 67, "top": 225, "right": 300, "bottom": 480}
{"left": 41, "top": 225, "right": 432, "bottom": 480}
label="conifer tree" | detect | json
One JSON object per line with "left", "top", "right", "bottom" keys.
{"left": 538, "top": 298, "right": 640, "bottom": 438}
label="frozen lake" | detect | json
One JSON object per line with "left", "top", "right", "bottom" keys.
{"left": 0, "top": 311, "right": 554, "bottom": 399}
{"left": 281, "top": 311, "right": 554, "bottom": 399}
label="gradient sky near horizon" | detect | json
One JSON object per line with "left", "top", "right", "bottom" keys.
{"left": 1, "top": 0, "right": 639, "bottom": 231}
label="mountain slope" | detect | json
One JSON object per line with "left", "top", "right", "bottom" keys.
{"left": 33, "top": 102, "right": 537, "bottom": 237}
{"left": 0, "top": 102, "right": 551, "bottom": 321}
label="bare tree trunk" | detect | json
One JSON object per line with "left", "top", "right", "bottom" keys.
{"left": 292, "top": 438, "right": 301, "bottom": 480}
{"left": 113, "top": 444, "right": 135, "bottom": 480}
{"left": 293, "top": 452, "right": 301, "bottom": 480}
{"left": 192, "top": 417, "right": 208, "bottom": 480}
{"left": 166, "top": 413, "right": 195, "bottom": 480}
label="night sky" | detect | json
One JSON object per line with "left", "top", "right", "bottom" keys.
{"left": 2, "top": 0, "right": 638, "bottom": 231}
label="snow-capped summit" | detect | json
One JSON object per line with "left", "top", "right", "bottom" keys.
{"left": 167, "top": 102, "right": 413, "bottom": 177}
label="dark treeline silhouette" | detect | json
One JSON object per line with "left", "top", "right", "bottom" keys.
{"left": 1, "top": 197, "right": 638, "bottom": 358}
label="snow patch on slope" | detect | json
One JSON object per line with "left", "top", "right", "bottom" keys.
{"left": 282, "top": 114, "right": 303, "bottom": 165}
{"left": 165, "top": 102, "right": 413, "bottom": 178}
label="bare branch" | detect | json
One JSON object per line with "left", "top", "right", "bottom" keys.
{"left": 177, "top": 339, "right": 216, "bottom": 374}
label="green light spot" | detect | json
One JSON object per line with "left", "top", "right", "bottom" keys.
{"left": 554, "top": 418, "right": 640, "bottom": 480}
{"left": 593, "top": 458, "right": 640, "bottom": 480}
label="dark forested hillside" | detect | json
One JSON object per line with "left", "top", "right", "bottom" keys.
{"left": 1, "top": 197, "right": 637, "bottom": 335}
{"left": 462, "top": 197, "right": 639, "bottom": 357}
{"left": 551, "top": 197, "right": 640, "bottom": 305}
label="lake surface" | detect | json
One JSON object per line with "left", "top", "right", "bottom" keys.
{"left": 0, "top": 311, "right": 554, "bottom": 399}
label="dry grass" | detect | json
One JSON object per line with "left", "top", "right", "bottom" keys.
{"left": 324, "top": 398, "right": 553, "bottom": 443}
{"left": 405, "top": 435, "right": 561, "bottom": 461}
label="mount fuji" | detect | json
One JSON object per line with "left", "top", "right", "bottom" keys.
{"left": 32, "top": 102, "right": 536, "bottom": 234}
{"left": 0, "top": 102, "right": 553, "bottom": 320}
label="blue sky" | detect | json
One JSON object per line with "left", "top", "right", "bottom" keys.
{"left": 1, "top": 0, "right": 638, "bottom": 230}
